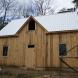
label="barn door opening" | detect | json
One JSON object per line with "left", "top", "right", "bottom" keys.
{"left": 25, "top": 45, "right": 35, "bottom": 69}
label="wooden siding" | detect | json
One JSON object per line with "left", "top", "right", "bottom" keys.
{"left": 0, "top": 21, "right": 47, "bottom": 69}
{"left": 47, "top": 32, "right": 78, "bottom": 68}
{"left": 0, "top": 17, "right": 78, "bottom": 69}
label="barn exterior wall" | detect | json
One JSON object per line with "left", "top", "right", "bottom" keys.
{"left": 47, "top": 32, "right": 78, "bottom": 68}
{"left": 0, "top": 18, "right": 78, "bottom": 69}
{"left": 0, "top": 21, "right": 47, "bottom": 69}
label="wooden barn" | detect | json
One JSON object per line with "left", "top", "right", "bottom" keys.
{"left": 0, "top": 11, "right": 78, "bottom": 70}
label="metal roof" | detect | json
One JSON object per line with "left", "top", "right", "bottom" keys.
{"left": 0, "top": 12, "right": 78, "bottom": 36}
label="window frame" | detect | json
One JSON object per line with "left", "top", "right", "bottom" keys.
{"left": 28, "top": 44, "right": 35, "bottom": 48}
{"left": 3, "top": 46, "right": 8, "bottom": 56}
{"left": 28, "top": 19, "right": 35, "bottom": 31}
{"left": 59, "top": 44, "right": 67, "bottom": 56}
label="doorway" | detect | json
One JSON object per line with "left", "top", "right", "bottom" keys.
{"left": 25, "top": 45, "right": 35, "bottom": 69}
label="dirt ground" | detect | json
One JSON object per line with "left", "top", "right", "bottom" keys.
{"left": 0, "top": 66, "right": 78, "bottom": 78}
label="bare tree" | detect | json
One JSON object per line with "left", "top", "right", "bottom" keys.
{"left": 14, "top": 3, "right": 34, "bottom": 18}
{"left": 0, "top": 0, "right": 17, "bottom": 27}
{"left": 33, "top": 0, "right": 55, "bottom": 15}
{"left": 17, "top": 4, "right": 30, "bottom": 18}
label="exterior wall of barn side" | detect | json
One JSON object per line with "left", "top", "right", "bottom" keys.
{"left": 0, "top": 16, "right": 78, "bottom": 69}
{"left": 0, "top": 21, "right": 47, "bottom": 69}
{"left": 47, "top": 32, "right": 78, "bottom": 68}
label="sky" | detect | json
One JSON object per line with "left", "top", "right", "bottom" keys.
{"left": 54, "top": 0, "right": 74, "bottom": 12}
{"left": 18, "top": 0, "right": 75, "bottom": 12}
{"left": 56, "top": 0, "right": 74, "bottom": 8}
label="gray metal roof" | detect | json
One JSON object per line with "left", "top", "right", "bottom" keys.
{"left": 0, "top": 12, "right": 78, "bottom": 36}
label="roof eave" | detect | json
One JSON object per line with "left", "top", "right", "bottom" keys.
{"left": 46, "top": 29, "right": 78, "bottom": 34}
{"left": 0, "top": 35, "right": 18, "bottom": 38}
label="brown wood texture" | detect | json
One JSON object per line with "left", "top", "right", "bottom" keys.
{"left": 0, "top": 20, "right": 47, "bottom": 69}
{"left": 0, "top": 17, "right": 78, "bottom": 69}
{"left": 47, "top": 32, "right": 78, "bottom": 68}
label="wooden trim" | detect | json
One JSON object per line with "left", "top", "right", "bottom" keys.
{"left": 46, "top": 30, "right": 78, "bottom": 34}
{"left": 59, "top": 56, "right": 78, "bottom": 58}
{"left": 0, "top": 35, "right": 18, "bottom": 38}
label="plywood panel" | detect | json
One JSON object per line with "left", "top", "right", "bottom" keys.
{"left": 70, "top": 33, "right": 77, "bottom": 57}
{"left": 52, "top": 34, "right": 60, "bottom": 67}
{"left": 66, "top": 33, "right": 72, "bottom": 57}
{"left": 63, "top": 58, "right": 78, "bottom": 67}
{"left": 47, "top": 35, "right": 51, "bottom": 67}
{"left": 25, "top": 47, "right": 35, "bottom": 68}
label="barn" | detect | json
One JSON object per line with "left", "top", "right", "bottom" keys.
{"left": 0, "top": 11, "right": 78, "bottom": 70}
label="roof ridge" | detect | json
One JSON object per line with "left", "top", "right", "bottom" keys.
{"left": 34, "top": 11, "right": 76, "bottom": 18}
